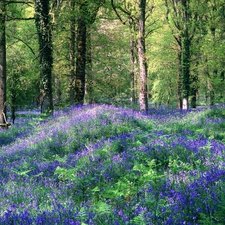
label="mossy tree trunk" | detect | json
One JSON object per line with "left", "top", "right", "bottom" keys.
{"left": 165, "top": 0, "right": 193, "bottom": 110}
{"left": 84, "top": 27, "right": 93, "bottom": 104}
{"left": 74, "top": 0, "right": 102, "bottom": 105}
{"left": 35, "top": 0, "right": 53, "bottom": 115}
{"left": 69, "top": 0, "right": 76, "bottom": 105}
{"left": 177, "top": 38, "right": 182, "bottom": 109}
{"left": 75, "top": 1, "right": 87, "bottom": 105}
{"left": 181, "top": 35, "right": 191, "bottom": 110}
{"left": 0, "top": 0, "right": 7, "bottom": 125}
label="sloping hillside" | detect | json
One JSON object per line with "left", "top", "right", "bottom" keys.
{"left": 1, "top": 104, "right": 225, "bottom": 224}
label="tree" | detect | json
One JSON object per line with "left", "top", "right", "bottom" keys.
{"left": 6, "top": 1, "right": 40, "bottom": 115}
{"left": 75, "top": 0, "right": 104, "bottom": 105}
{"left": 35, "top": 0, "right": 54, "bottom": 114}
{"left": 138, "top": 0, "right": 148, "bottom": 112}
{"left": 69, "top": 0, "right": 76, "bottom": 105}
{"left": 200, "top": 0, "right": 225, "bottom": 106}
{"left": 0, "top": 0, "right": 7, "bottom": 126}
{"left": 165, "top": 0, "right": 197, "bottom": 109}
{"left": 111, "top": 0, "right": 156, "bottom": 111}
{"left": 111, "top": 0, "right": 138, "bottom": 105}
{"left": 74, "top": 1, "right": 87, "bottom": 105}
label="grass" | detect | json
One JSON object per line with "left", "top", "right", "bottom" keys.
{"left": 1, "top": 104, "right": 225, "bottom": 224}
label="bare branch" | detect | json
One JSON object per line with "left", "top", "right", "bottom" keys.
{"left": 11, "top": 35, "right": 36, "bottom": 56}
{"left": 6, "top": 16, "right": 34, "bottom": 21}
{"left": 6, "top": 0, "right": 34, "bottom": 8}
{"left": 111, "top": 0, "right": 126, "bottom": 24}
{"left": 6, "top": 1, "right": 33, "bottom": 4}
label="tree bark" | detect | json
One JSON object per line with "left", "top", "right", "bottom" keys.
{"left": 177, "top": 43, "right": 182, "bottom": 108}
{"left": 0, "top": 0, "right": 7, "bottom": 125}
{"left": 35, "top": 0, "right": 53, "bottom": 115}
{"left": 69, "top": 0, "right": 76, "bottom": 105}
{"left": 181, "top": 0, "right": 191, "bottom": 110}
{"left": 138, "top": 0, "right": 148, "bottom": 112}
{"left": 75, "top": 2, "right": 87, "bottom": 105}
{"left": 130, "top": 26, "right": 136, "bottom": 104}
{"left": 84, "top": 27, "right": 93, "bottom": 104}
{"left": 190, "top": 63, "right": 199, "bottom": 108}
{"left": 181, "top": 36, "right": 190, "bottom": 110}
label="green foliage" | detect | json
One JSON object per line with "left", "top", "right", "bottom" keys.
{"left": 92, "top": 201, "right": 111, "bottom": 215}
{"left": 130, "top": 213, "right": 146, "bottom": 225}
{"left": 54, "top": 166, "right": 77, "bottom": 181}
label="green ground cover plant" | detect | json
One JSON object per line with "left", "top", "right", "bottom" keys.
{"left": 0, "top": 104, "right": 225, "bottom": 224}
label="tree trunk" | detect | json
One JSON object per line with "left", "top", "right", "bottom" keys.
{"left": 54, "top": 77, "right": 61, "bottom": 106}
{"left": 130, "top": 28, "right": 136, "bottom": 104}
{"left": 220, "top": 71, "right": 224, "bottom": 100}
{"left": 69, "top": 0, "right": 76, "bottom": 105}
{"left": 181, "top": 37, "right": 190, "bottom": 110}
{"left": 138, "top": 0, "right": 148, "bottom": 112}
{"left": 177, "top": 43, "right": 182, "bottom": 108}
{"left": 75, "top": 2, "right": 87, "bottom": 105}
{"left": 35, "top": 0, "right": 53, "bottom": 115}
{"left": 208, "top": 27, "right": 217, "bottom": 106}
{"left": 0, "top": 0, "right": 7, "bottom": 125}
{"left": 190, "top": 66, "right": 199, "bottom": 108}
{"left": 181, "top": 2, "right": 191, "bottom": 110}
{"left": 208, "top": 80, "right": 215, "bottom": 106}
{"left": 84, "top": 27, "right": 93, "bottom": 104}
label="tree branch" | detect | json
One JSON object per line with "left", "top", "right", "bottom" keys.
{"left": 111, "top": 0, "right": 126, "bottom": 24}
{"left": 6, "top": 16, "right": 34, "bottom": 21}
{"left": 11, "top": 35, "right": 36, "bottom": 56}
{"left": 6, "top": 1, "right": 33, "bottom": 4}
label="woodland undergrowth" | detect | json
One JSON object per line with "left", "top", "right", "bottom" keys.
{"left": 0, "top": 104, "right": 225, "bottom": 224}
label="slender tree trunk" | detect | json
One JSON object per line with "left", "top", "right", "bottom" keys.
{"left": 220, "top": 71, "right": 224, "bottom": 100}
{"left": 177, "top": 43, "right": 182, "bottom": 108}
{"left": 35, "top": 0, "right": 53, "bottom": 115}
{"left": 190, "top": 85, "right": 197, "bottom": 108}
{"left": 9, "top": 71, "right": 17, "bottom": 123}
{"left": 69, "top": 0, "right": 76, "bottom": 105}
{"left": 138, "top": 0, "right": 148, "bottom": 112}
{"left": 84, "top": 27, "right": 93, "bottom": 104}
{"left": 130, "top": 28, "right": 136, "bottom": 104}
{"left": 208, "top": 27, "right": 216, "bottom": 106}
{"left": 208, "top": 78, "right": 214, "bottom": 106}
{"left": 190, "top": 64, "right": 199, "bottom": 108}
{"left": 54, "top": 77, "right": 61, "bottom": 106}
{"left": 75, "top": 2, "right": 87, "bottom": 105}
{"left": 0, "top": 0, "right": 7, "bottom": 125}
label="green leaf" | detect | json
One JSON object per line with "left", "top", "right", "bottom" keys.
{"left": 92, "top": 186, "right": 100, "bottom": 192}
{"left": 13, "top": 169, "right": 31, "bottom": 177}
{"left": 93, "top": 201, "right": 111, "bottom": 215}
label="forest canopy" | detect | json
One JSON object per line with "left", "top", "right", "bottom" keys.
{"left": 0, "top": 0, "right": 225, "bottom": 123}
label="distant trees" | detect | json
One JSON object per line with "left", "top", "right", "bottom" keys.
{"left": 111, "top": 0, "right": 139, "bottom": 105}
{"left": 200, "top": 0, "right": 225, "bottom": 106}
{"left": 164, "top": 0, "right": 225, "bottom": 109}
{"left": 0, "top": 0, "right": 225, "bottom": 125}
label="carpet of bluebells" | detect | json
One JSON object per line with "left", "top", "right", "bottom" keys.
{"left": 1, "top": 104, "right": 225, "bottom": 224}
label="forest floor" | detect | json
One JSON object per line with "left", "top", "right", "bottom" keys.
{"left": 1, "top": 104, "right": 225, "bottom": 224}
